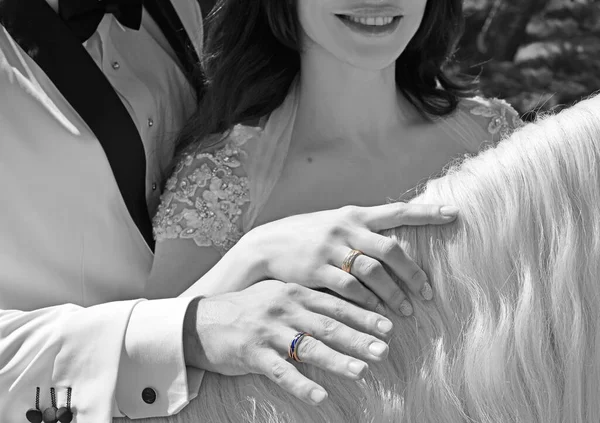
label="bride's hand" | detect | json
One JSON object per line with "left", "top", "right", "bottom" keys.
{"left": 234, "top": 202, "right": 459, "bottom": 315}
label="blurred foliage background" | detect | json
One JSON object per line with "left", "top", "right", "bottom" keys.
{"left": 454, "top": 0, "right": 600, "bottom": 120}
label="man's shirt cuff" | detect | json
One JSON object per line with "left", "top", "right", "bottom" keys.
{"left": 115, "top": 297, "right": 205, "bottom": 419}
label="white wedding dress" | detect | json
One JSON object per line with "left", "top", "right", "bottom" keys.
{"left": 153, "top": 81, "right": 523, "bottom": 254}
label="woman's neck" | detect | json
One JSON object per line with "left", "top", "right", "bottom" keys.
{"left": 294, "top": 43, "right": 418, "bottom": 145}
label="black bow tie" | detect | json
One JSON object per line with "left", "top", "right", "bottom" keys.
{"left": 59, "top": 0, "right": 144, "bottom": 42}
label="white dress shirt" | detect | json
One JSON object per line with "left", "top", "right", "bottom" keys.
{"left": 0, "top": 1, "right": 205, "bottom": 421}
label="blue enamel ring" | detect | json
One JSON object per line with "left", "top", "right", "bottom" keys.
{"left": 288, "top": 331, "right": 311, "bottom": 363}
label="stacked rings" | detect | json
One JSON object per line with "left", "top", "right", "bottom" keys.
{"left": 341, "top": 249, "right": 363, "bottom": 273}
{"left": 288, "top": 332, "right": 311, "bottom": 362}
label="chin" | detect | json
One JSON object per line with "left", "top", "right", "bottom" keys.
{"left": 337, "top": 49, "right": 401, "bottom": 72}
{"left": 325, "top": 36, "right": 409, "bottom": 71}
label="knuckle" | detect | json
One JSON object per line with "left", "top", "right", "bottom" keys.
{"left": 332, "top": 298, "right": 349, "bottom": 320}
{"left": 393, "top": 203, "right": 408, "bottom": 220}
{"left": 237, "top": 338, "right": 260, "bottom": 365}
{"left": 271, "top": 361, "right": 290, "bottom": 381}
{"left": 363, "top": 314, "right": 381, "bottom": 329}
{"left": 315, "top": 244, "right": 333, "bottom": 261}
{"left": 338, "top": 275, "right": 359, "bottom": 292}
{"left": 341, "top": 205, "right": 361, "bottom": 221}
{"left": 350, "top": 334, "right": 371, "bottom": 353}
{"left": 320, "top": 316, "right": 340, "bottom": 337}
{"left": 377, "top": 237, "right": 400, "bottom": 258}
{"left": 360, "top": 259, "right": 383, "bottom": 279}
{"left": 267, "top": 303, "right": 287, "bottom": 318}
{"left": 366, "top": 297, "right": 382, "bottom": 312}
{"left": 245, "top": 350, "right": 264, "bottom": 373}
{"left": 283, "top": 283, "right": 305, "bottom": 299}
{"left": 249, "top": 323, "right": 271, "bottom": 341}
{"left": 389, "top": 287, "right": 406, "bottom": 304}
{"left": 411, "top": 269, "right": 427, "bottom": 284}
{"left": 325, "top": 225, "right": 347, "bottom": 240}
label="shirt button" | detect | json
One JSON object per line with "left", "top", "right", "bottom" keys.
{"left": 111, "top": 61, "right": 120, "bottom": 70}
{"left": 142, "top": 387, "right": 157, "bottom": 404}
{"left": 152, "top": 182, "right": 157, "bottom": 191}
{"left": 147, "top": 118, "right": 154, "bottom": 127}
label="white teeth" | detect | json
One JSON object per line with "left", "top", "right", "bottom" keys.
{"left": 347, "top": 16, "right": 395, "bottom": 26}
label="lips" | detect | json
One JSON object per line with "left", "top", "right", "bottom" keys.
{"left": 335, "top": 14, "right": 403, "bottom": 36}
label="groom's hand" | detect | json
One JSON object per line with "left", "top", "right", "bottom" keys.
{"left": 182, "top": 280, "right": 393, "bottom": 406}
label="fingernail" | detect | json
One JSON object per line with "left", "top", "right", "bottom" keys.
{"left": 400, "top": 300, "right": 413, "bottom": 316}
{"left": 369, "top": 342, "right": 388, "bottom": 358}
{"left": 310, "top": 388, "right": 328, "bottom": 404}
{"left": 348, "top": 360, "right": 367, "bottom": 377}
{"left": 377, "top": 319, "right": 393, "bottom": 334}
{"left": 440, "top": 206, "right": 459, "bottom": 217}
{"left": 421, "top": 282, "right": 433, "bottom": 301}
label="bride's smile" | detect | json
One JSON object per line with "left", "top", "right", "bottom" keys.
{"left": 299, "top": 0, "right": 426, "bottom": 70}
{"left": 334, "top": 6, "right": 403, "bottom": 38}
{"left": 335, "top": 14, "right": 402, "bottom": 36}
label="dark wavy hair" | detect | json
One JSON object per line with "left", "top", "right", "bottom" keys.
{"left": 176, "top": 0, "right": 473, "bottom": 154}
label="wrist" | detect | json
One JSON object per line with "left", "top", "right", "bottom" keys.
{"left": 226, "top": 230, "right": 268, "bottom": 284}
{"left": 182, "top": 296, "right": 203, "bottom": 369}
{"left": 180, "top": 235, "right": 266, "bottom": 297}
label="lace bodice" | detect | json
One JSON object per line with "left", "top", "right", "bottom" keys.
{"left": 153, "top": 96, "right": 523, "bottom": 254}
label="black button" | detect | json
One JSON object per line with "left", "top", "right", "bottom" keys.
{"left": 142, "top": 387, "right": 157, "bottom": 404}
{"left": 56, "top": 407, "right": 73, "bottom": 423}
{"left": 26, "top": 408, "right": 43, "bottom": 423}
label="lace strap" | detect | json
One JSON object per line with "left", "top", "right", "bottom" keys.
{"left": 153, "top": 133, "right": 252, "bottom": 254}
{"left": 468, "top": 96, "right": 524, "bottom": 141}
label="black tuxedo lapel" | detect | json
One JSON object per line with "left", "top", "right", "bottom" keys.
{"left": 0, "top": 0, "right": 155, "bottom": 250}
{"left": 0, "top": 0, "right": 208, "bottom": 251}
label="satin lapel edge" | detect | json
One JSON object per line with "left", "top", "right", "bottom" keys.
{"left": 0, "top": 0, "right": 155, "bottom": 251}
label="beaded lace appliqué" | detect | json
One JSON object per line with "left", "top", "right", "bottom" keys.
{"left": 469, "top": 97, "right": 524, "bottom": 140}
{"left": 153, "top": 125, "right": 258, "bottom": 252}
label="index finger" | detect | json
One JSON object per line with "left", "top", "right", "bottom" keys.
{"left": 356, "top": 202, "right": 460, "bottom": 231}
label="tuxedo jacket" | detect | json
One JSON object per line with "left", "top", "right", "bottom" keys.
{"left": 0, "top": 0, "right": 214, "bottom": 421}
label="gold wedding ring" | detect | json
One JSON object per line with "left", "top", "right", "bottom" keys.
{"left": 341, "top": 249, "right": 363, "bottom": 273}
